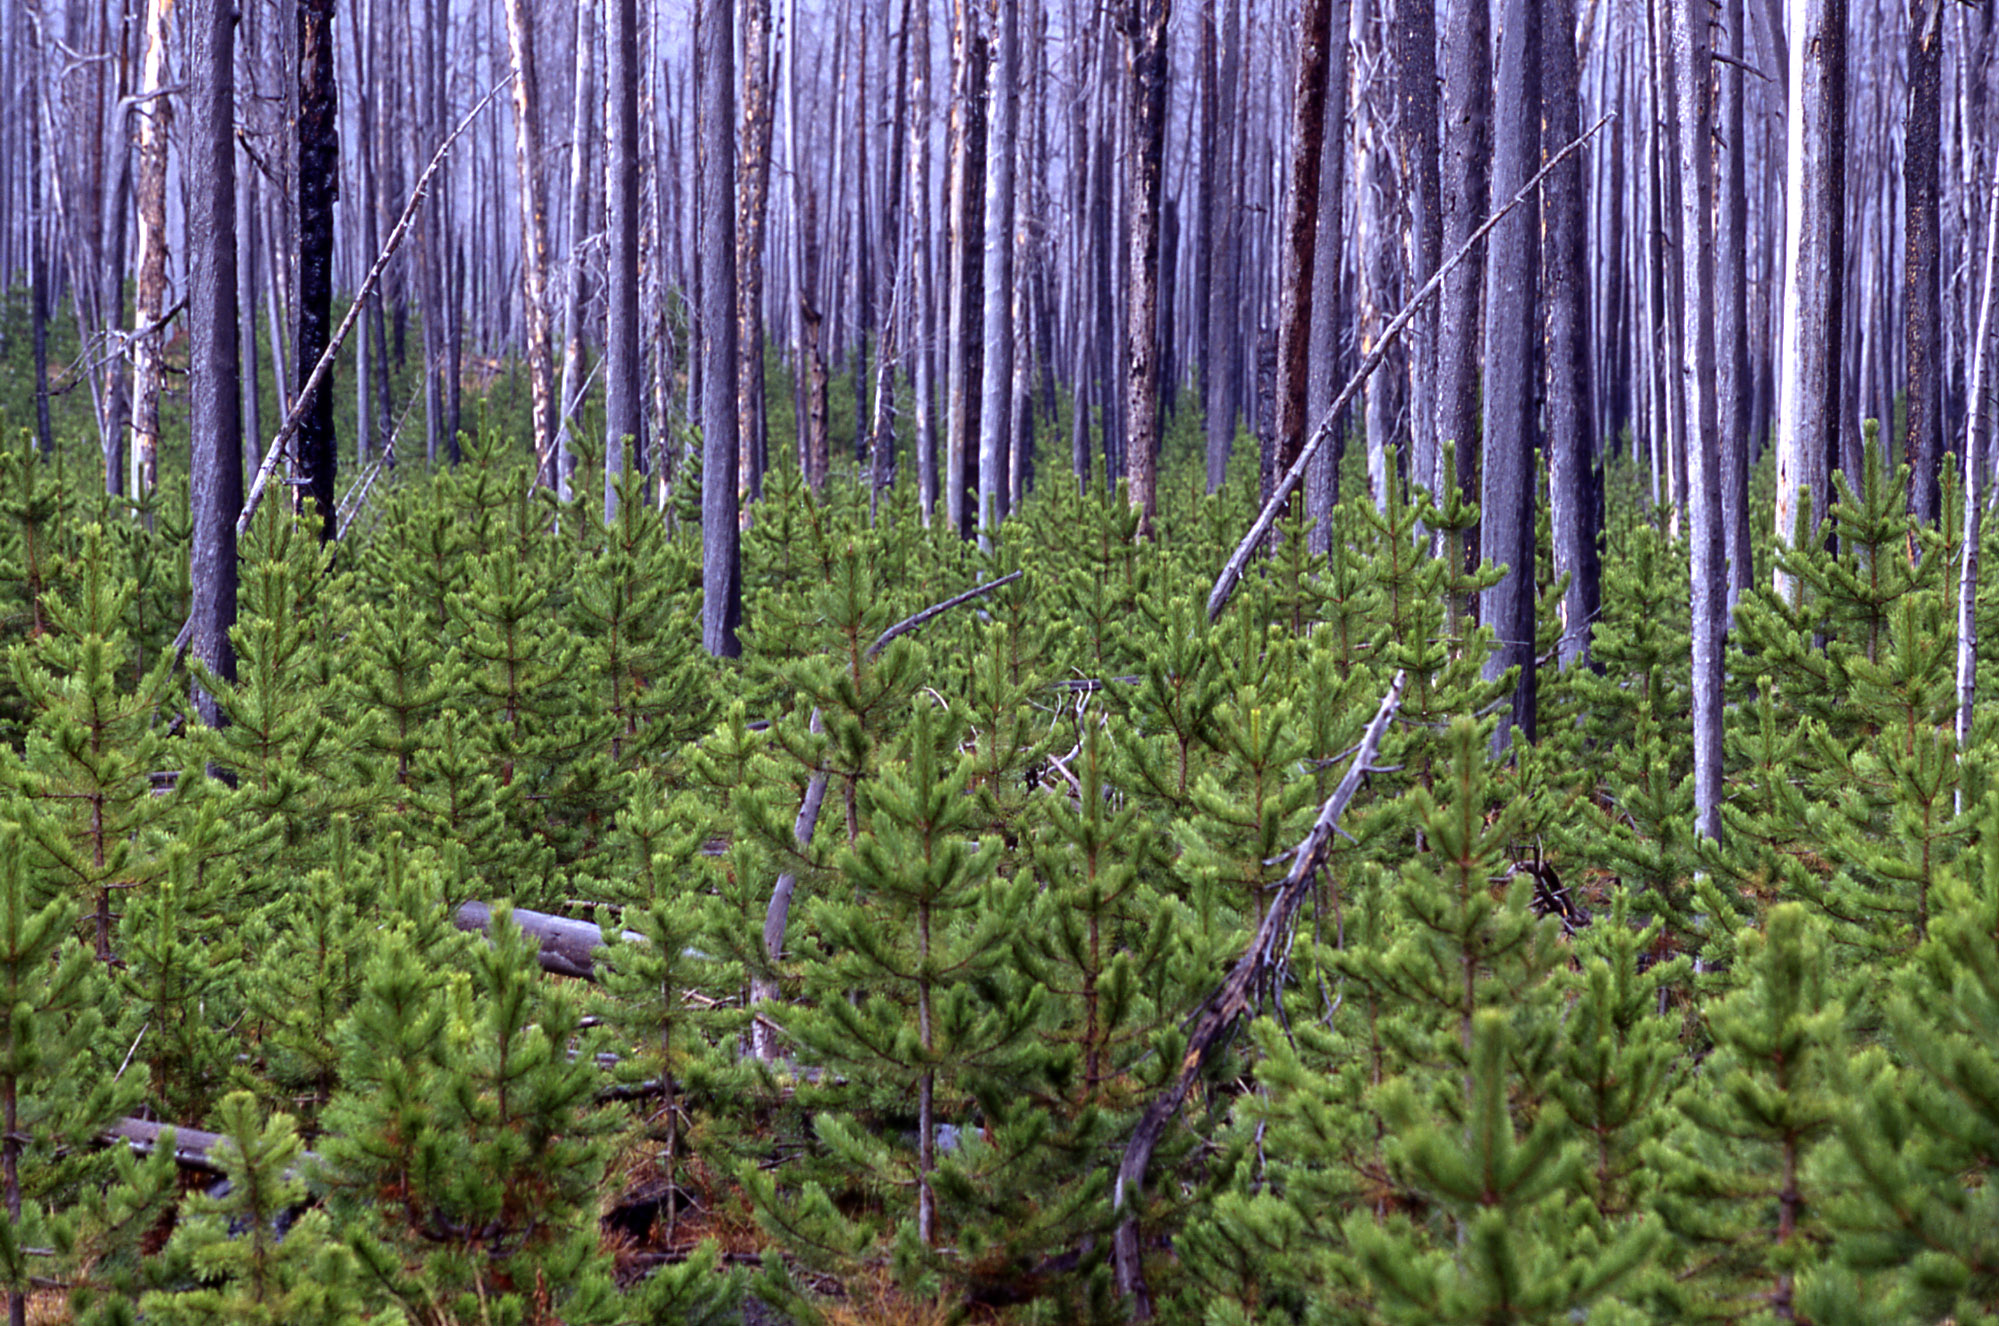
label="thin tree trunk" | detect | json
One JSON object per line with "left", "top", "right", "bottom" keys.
{"left": 978, "top": 0, "right": 1018, "bottom": 540}
{"left": 1203, "top": 0, "right": 1241, "bottom": 490}
{"left": 503, "top": 0, "right": 559, "bottom": 487}
{"left": 1481, "top": 0, "right": 1541, "bottom": 751}
{"left": 1677, "top": 0, "right": 1723, "bottom": 841}
{"left": 606, "top": 0, "right": 641, "bottom": 523}
{"left": 130, "top": 0, "right": 170, "bottom": 503}
{"left": 1122, "top": 0, "right": 1170, "bottom": 537}
{"left": 739, "top": 0, "right": 774, "bottom": 503}
{"left": 1718, "top": 0, "right": 1752, "bottom": 607}
{"left": 700, "top": 0, "right": 741, "bottom": 657}
{"left": 556, "top": 0, "right": 596, "bottom": 504}
{"left": 1907, "top": 0, "right": 1944, "bottom": 525}
{"left": 189, "top": 0, "right": 241, "bottom": 730}
{"left": 1774, "top": 0, "right": 1847, "bottom": 599}
{"left": 1395, "top": 0, "right": 1440, "bottom": 522}
{"left": 296, "top": 0, "right": 339, "bottom": 543}
{"left": 945, "top": 1, "right": 986, "bottom": 536}
{"left": 1956, "top": 163, "right": 1999, "bottom": 806}
{"left": 908, "top": 0, "right": 937, "bottom": 520}
{"left": 1437, "top": 0, "right": 1490, "bottom": 621}
{"left": 1269, "top": 0, "right": 1335, "bottom": 516}
{"left": 1546, "top": 0, "right": 1599, "bottom": 667}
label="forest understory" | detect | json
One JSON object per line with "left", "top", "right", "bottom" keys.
{"left": 2, "top": 295, "right": 1998, "bottom": 1325}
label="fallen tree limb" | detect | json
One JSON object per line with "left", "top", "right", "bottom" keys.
{"left": 105, "top": 1117, "right": 319, "bottom": 1175}
{"left": 1205, "top": 113, "right": 1614, "bottom": 625}
{"left": 1112, "top": 669, "right": 1406, "bottom": 1316}
{"left": 453, "top": 900, "right": 645, "bottom": 981}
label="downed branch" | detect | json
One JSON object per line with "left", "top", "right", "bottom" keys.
{"left": 1112, "top": 669, "right": 1407, "bottom": 1316}
{"left": 104, "top": 1117, "right": 319, "bottom": 1175}
{"left": 1205, "top": 113, "right": 1615, "bottom": 625}
{"left": 454, "top": 900, "right": 645, "bottom": 982}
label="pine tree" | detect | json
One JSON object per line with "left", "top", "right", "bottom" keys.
{"left": 138, "top": 1093, "right": 365, "bottom": 1325}
{"left": 7, "top": 523, "right": 174, "bottom": 960}
{"left": 1654, "top": 904, "right": 1846, "bottom": 1320}
{"left": 758, "top": 701, "right": 1043, "bottom": 1288}
{"left": 0, "top": 826, "right": 146, "bottom": 1326}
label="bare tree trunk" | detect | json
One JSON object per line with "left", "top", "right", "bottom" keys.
{"left": 1122, "top": 0, "right": 1170, "bottom": 537}
{"left": 295, "top": 0, "right": 339, "bottom": 543}
{"left": 1202, "top": 0, "right": 1241, "bottom": 490}
{"left": 908, "top": 0, "right": 937, "bottom": 520}
{"left": 1546, "top": 0, "right": 1598, "bottom": 667}
{"left": 1676, "top": 0, "right": 1723, "bottom": 841}
{"left": 189, "top": 0, "right": 241, "bottom": 729}
{"left": 978, "top": 0, "right": 1018, "bottom": 541}
{"left": 130, "top": 0, "right": 171, "bottom": 503}
{"left": 700, "top": 0, "right": 740, "bottom": 657}
{"left": 26, "top": 11, "right": 49, "bottom": 461}
{"left": 738, "top": 0, "right": 774, "bottom": 503}
{"left": 1481, "top": 0, "right": 1540, "bottom": 751}
{"left": 1303, "top": 0, "right": 1351, "bottom": 547}
{"left": 1907, "top": 0, "right": 1944, "bottom": 526}
{"left": 1956, "top": 162, "right": 1999, "bottom": 807}
{"left": 503, "top": 0, "right": 559, "bottom": 487}
{"left": 1268, "top": 0, "right": 1334, "bottom": 518}
{"left": 606, "top": 0, "right": 642, "bottom": 522}
{"left": 1437, "top": 0, "right": 1490, "bottom": 622}
{"left": 1718, "top": 0, "right": 1752, "bottom": 607}
{"left": 1774, "top": 0, "right": 1846, "bottom": 599}
{"left": 946, "top": 0, "right": 987, "bottom": 536}
{"left": 1396, "top": 0, "right": 1440, "bottom": 518}
{"left": 556, "top": 0, "right": 595, "bottom": 504}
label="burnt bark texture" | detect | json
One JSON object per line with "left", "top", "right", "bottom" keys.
{"left": 1121, "top": 0, "right": 1170, "bottom": 537}
{"left": 1905, "top": 0, "right": 1943, "bottom": 525}
{"left": 296, "top": 0, "right": 340, "bottom": 544}
{"left": 1717, "top": 0, "right": 1752, "bottom": 605}
{"left": 1268, "top": 0, "right": 1335, "bottom": 513}
{"left": 738, "top": 0, "right": 774, "bottom": 503}
{"left": 503, "top": 0, "right": 558, "bottom": 488}
{"left": 1437, "top": 0, "right": 1490, "bottom": 620}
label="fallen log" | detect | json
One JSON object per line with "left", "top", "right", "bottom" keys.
{"left": 104, "top": 1117, "right": 320, "bottom": 1174}
{"left": 453, "top": 901, "right": 645, "bottom": 982}
{"left": 1111, "top": 670, "right": 1406, "bottom": 1316}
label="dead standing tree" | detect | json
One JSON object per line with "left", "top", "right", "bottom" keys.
{"left": 502, "top": 0, "right": 558, "bottom": 489}
{"left": 1120, "top": 0, "right": 1170, "bottom": 537}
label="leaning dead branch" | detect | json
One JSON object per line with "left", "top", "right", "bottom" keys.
{"left": 171, "top": 76, "right": 512, "bottom": 657}
{"left": 1205, "top": 114, "right": 1614, "bottom": 625}
{"left": 1112, "top": 669, "right": 1407, "bottom": 1316}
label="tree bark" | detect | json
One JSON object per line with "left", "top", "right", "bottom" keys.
{"left": 700, "top": 0, "right": 741, "bottom": 657}
{"left": 738, "top": 0, "right": 774, "bottom": 503}
{"left": 606, "top": 0, "right": 642, "bottom": 523}
{"left": 1269, "top": 0, "right": 1335, "bottom": 516}
{"left": 1203, "top": 0, "right": 1242, "bottom": 491}
{"left": 1545, "top": 0, "right": 1598, "bottom": 667}
{"left": 556, "top": 0, "right": 595, "bottom": 504}
{"left": 296, "top": 0, "right": 340, "bottom": 544}
{"left": 1677, "top": 0, "right": 1724, "bottom": 841}
{"left": 130, "top": 0, "right": 171, "bottom": 503}
{"left": 1394, "top": 0, "right": 1440, "bottom": 520}
{"left": 945, "top": 0, "right": 987, "bottom": 536}
{"left": 189, "top": 0, "right": 241, "bottom": 728}
{"left": 1774, "top": 0, "right": 1846, "bottom": 599}
{"left": 1481, "top": 0, "right": 1541, "bottom": 751}
{"left": 1121, "top": 0, "right": 1170, "bottom": 537}
{"left": 1437, "top": 0, "right": 1490, "bottom": 617}
{"left": 1718, "top": 0, "right": 1752, "bottom": 607}
{"left": 908, "top": 0, "right": 937, "bottom": 520}
{"left": 1906, "top": 0, "right": 1944, "bottom": 526}
{"left": 978, "top": 0, "right": 1018, "bottom": 540}
{"left": 503, "top": 0, "right": 559, "bottom": 487}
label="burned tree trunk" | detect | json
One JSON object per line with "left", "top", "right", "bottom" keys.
{"left": 296, "top": 0, "right": 340, "bottom": 543}
{"left": 503, "top": 0, "right": 559, "bottom": 488}
{"left": 1121, "top": 0, "right": 1170, "bottom": 537}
